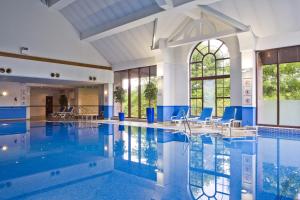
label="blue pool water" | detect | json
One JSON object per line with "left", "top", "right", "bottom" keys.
{"left": 0, "top": 121, "right": 300, "bottom": 200}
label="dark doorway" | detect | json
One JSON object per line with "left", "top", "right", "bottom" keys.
{"left": 45, "top": 96, "right": 53, "bottom": 117}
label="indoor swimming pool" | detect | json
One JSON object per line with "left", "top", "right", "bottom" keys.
{"left": 0, "top": 121, "right": 300, "bottom": 200}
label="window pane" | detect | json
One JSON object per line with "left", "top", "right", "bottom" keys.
{"left": 216, "top": 59, "right": 230, "bottom": 75}
{"left": 224, "top": 78, "right": 230, "bottom": 88}
{"left": 191, "top": 50, "right": 202, "bottom": 62}
{"left": 140, "top": 68, "right": 150, "bottom": 118}
{"left": 114, "top": 71, "right": 129, "bottom": 117}
{"left": 130, "top": 69, "right": 139, "bottom": 118}
{"left": 258, "top": 64, "right": 277, "bottom": 125}
{"left": 197, "top": 41, "right": 209, "bottom": 55}
{"left": 210, "top": 39, "right": 223, "bottom": 54}
{"left": 150, "top": 76, "right": 158, "bottom": 118}
{"left": 217, "top": 107, "right": 224, "bottom": 117}
{"left": 203, "top": 80, "right": 216, "bottom": 114}
{"left": 224, "top": 99, "right": 230, "bottom": 107}
{"left": 191, "top": 80, "right": 202, "bottom": 98}
{"left": 217, "top": 88, "right": 223, "bottom": 97}
{"left": 216, "top": 44, "right": 229, "bottom": 59}
{"left": 224, "top": 87, "right": 230, "bottom": 97}
{"left": 203, "top": 54, "right": 216, "bottom": 77}
{"left": 191, "top": 99, "right": 202, "bottom": 116}
{"left": 191, "top": 63, "right": 202, "bottom": 78}
{"left": 279, "top": 62, "right": 300, "bottom": 126}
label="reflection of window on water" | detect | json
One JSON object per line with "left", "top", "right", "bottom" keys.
{"left": 113, "top": 126, "right": 158, "bottom": 181}
{"left": 189, "top": 136, "right": 230, "bottom": 200}
{"left": 263, "top": 163, "right": 300, "bottom": 199}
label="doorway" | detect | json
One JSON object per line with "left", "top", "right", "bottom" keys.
{"left": 45, "top": 96, "right": 53, "bottom": 117}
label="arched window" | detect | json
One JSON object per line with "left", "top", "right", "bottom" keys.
{"left": 190, "top": 39, "right": 230, "bottom": 117}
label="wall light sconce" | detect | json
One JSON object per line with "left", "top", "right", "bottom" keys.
{"left": 20, "top": 47, "right": 29, "bottom": 55}
{"left": 104, "top": 90, "right": 108, "bottom": 96}
{"left": 0, "top": 91, "right": 8, "bottom": 97}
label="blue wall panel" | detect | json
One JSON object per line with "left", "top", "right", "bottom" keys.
{"left": 99, "top": 105, "right": 113, "bottom": 119}
{"left": 242, "top": 107, "right": 256, "bottom": 126}
{"left": 0, "top": 106, "right": 26, "bottom": 120}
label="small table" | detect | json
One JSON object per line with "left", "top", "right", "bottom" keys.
{"left": 232, "top": 120, "right": 242, "bottom": 128}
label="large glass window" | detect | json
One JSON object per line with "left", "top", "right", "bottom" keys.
{"left": 114, "top": 66, "right": 157, "bottom": 119}
{"left": 190, "top": 39, "right": 230, "bottom": 117}
{"left": 257, "top": 47, "right": 300, "bottom": 127}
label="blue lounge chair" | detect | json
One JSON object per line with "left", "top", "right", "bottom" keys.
{"left": 50, "top": 106, "right": 66, "bottom": 119}
{"left": 57, "top": 106, "right": 74, "bottom": 120}
{"left": 189, "top": 107, "right": 213, "bottom": 125}
{"left": 171, "top": 108, "right": 189, "bottom": 123}
{"left": 214, "top": 106, "right": 236, "bottom": 128}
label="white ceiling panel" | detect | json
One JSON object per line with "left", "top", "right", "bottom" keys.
{"left": 210, "top": 0, "right": 300, "bottom": 37}
{"left": 60, "top": 0, "right": 163, "bottom": 36}
{"left": 92, "top": 22, "right": 155, "bottom": 66}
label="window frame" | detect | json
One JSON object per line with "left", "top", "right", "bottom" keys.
{"left": 189, "top": 40, "right": 230, "bottom": 117}
{"left": 256, "top": 46, "right": 300, "bottom": 128}
{"left": 114, "top": 65, "right": 157, "bottom": 119}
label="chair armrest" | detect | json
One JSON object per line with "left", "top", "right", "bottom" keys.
{"left": 188, "top": 117, "right": 198, "bottom": 121}
{"left": 205, "top": 117, "right": 212, "bottom": 121}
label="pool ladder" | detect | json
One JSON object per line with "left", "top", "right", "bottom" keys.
{"left": 181, "top": 116, "right": 192, "bottom": 154}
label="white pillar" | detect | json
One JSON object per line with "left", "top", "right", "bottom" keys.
{"left": 156, "top": 39, "right": 189, "bottom": 122}
{"left": 238, "top": 31, "right": 257, "bottom": 126}
{"left": 99, "top": 83, "right": 114, "bottom": 119}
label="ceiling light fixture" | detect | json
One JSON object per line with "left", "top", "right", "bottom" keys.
{"left": 0, "top": 91, "right": 8, "bottom": 96}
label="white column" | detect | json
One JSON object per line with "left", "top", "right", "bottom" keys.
{"left": 238, "top": 31, "right": 257, "bottom": 126}
{"left": 102, "top": 83, "right": 113, "bottom": 119}
{"left": 156, "top": 40, "right": 189, "bottom": 122}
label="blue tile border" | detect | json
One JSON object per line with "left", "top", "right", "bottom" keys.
{"left": 258, "top": 127, "right": 300, "bottom": 139}
{"left": 0, "top": 106, "right": 27, "bottom": 120}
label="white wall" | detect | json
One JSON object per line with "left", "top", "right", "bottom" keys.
{"left": 76, "top": 87, "right": 99, "bottom": 114}
{"left": 257, "top": 30, "right": 300, "bottom": 50}
{"left": 0, "top": 0, "right": 109, "bottom": 66}
{"left": 0, "top": 56, "right": 114, "bottom": 84}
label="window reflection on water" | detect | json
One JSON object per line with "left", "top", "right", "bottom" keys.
{"left": 189, "top": 132, "right": 300, "bottom": 200}
{"left": 189, "top": 135, "right": 232, "bottom": 200}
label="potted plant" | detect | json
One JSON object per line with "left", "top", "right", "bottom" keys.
{"left": 59, "top": 95, "right": 68, "bottom": 111}
{"left": 114, "top": 86, "right": 125, "bottom": 121}
{"left": 144, "top": 81, "right": 158, "bottom": 123}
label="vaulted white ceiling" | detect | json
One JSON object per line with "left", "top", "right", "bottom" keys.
{"left": 43, "top": 0, "right": 300, "bottom": 69}
{"left": 92, "top": 22, "right": 155, "bottom": 66}
{"left": 210, "top": 0, "right": 300, "bottom": 38}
